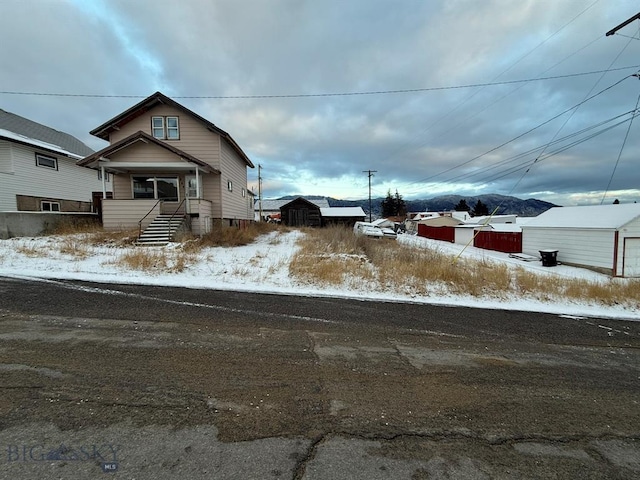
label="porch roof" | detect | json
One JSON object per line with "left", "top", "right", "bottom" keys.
{"left": 77, "top": 130, "right": 221, "bottom": 174}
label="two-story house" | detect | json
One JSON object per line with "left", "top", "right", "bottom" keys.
{"left": 0, "top": 109, "right": 104, "bottom": 213}
{"left": 78, "top": 92, "right": 255, "bottom": 239}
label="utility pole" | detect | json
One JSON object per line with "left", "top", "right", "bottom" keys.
{"left": 258, "top": 164, "right": 263, "bottom": 222}
{"left": 362, "top": 170, "right": 377, "bottom": 222}
{"left": 605, "top": 12, "right": 640, "bottom": 37}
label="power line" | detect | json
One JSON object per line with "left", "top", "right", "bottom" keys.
{"left": 1, "top": 66, "right": 639, "bottom": 100}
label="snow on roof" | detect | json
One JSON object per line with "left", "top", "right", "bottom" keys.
{"left": 464, "top": 214, "right": 517, "bottom": 225}
{"left": 0, "top": 128, "right": 85, "bottom": 160}
{"left": 0, "top": 109, "right": 94, "bottom": 157}
{"left": 523, "top": 204, "right": 640, "bottom": 229}
{"left": 320, "top": 207, "right": 366, "bottom": 217}
{"left": 371, "top": 218, "right": 396, "bottom": 226}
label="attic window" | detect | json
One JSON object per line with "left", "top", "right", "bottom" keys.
{"left": 151, "top": 116, "right": 180, "bottom": 140}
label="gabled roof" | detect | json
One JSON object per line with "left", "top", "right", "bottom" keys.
{"left": 523, "top": 204, "right": 640, "bottom": 229}
{"left": 255, "top": 197, "right": 330, "bottom": 211}
{"left": 89, "top": 91, "right": 254, "bottom": 168}
{"left": 77, "top": 130, "right": 220, "bottom": 174}
{"left": 280, "top": 196, "right": 323, "bottom": 210}
{"left": 0, "top": 108, "right": 94, "bottom": 157}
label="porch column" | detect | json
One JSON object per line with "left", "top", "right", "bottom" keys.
{"left": 101, "top": 166, "right": 107, "bottom": 199}
{"left": 195, "top": 167, "right": 201, "bottom": 198}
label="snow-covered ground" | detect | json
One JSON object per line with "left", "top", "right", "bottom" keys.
{"left": 0, "top": 230, "right": 638, "bottom": 321}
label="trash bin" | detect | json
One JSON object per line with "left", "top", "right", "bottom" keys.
{"left": 539, "top": 249, "right": 558, "bottom": 267}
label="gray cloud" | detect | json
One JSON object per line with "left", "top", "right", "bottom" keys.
{"left": 1, "top": 0, "right": 639, "bottom": 205}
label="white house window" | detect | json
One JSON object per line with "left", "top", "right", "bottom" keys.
{"left": 36, "top": 153, "right": 58, "bottom": 170}
{"left": 227, "top": 180, "right": 233, "bottom": 192}
{"left": 186, "top": 175, "right": 201, "bottom": 198}
{"left": 41, "top": 201, "right": 60, "bottom": 212}
{"left": 152, "top": 117, "right": 165, "bottom": 139}
{"left": 241, "top": 188, "right": 246, "bottom": 198}
{"left": 151, "top": 116, "right": 179, "bottom": 140}
{"left": 166, "top": 117, "right": 179, "bottom": 139}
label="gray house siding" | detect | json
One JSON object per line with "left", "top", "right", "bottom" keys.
{"left": 0, "top": 140, "right": 104, "bottom": 212}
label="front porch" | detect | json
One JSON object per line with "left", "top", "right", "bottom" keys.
{"left": 101, "top": 198, "right": 213, "bottom": 236}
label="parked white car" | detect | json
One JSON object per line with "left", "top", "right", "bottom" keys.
{"left": 353, "top": 221, "right": 397, "bottom": 239}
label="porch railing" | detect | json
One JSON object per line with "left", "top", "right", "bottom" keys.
{"left": 138, "top": 199, "right": 162, "bottom": 239}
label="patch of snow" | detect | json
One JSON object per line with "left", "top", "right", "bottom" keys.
{"left": 0, "top": 230, "right": 638, "bottom": 321}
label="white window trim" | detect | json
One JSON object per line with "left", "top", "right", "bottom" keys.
{"left": 98, "top": 170, "right": 110, "bottom": 182}
{"left": 227, "top": 180, "right": 233, "bottom": 192}
{"left": 41, "top": 200, "right": 60, "bottom": 212}
{"left": 151, "top": 116, "right": 180, "bottom": 140}
{"left": 152, "top": 116, "right": 165, "bottom": 139}
{"left": 166, "top": 116, "right": 180, "bottom": 139}
{"left": 35, "top": 153, "right": 58, "bottom": 170}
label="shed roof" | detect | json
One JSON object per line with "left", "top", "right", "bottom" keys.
{"left": 0, "top": 109, "right": 94, "bottom": 157}
{"left": 255, "top": 198, "right": 330, "bottom": 211}
{"left": 320, "top": 207, "right": 366, "bottom": 217}
{"left": 523, "top": 204, "right": 640, "bottom": 229}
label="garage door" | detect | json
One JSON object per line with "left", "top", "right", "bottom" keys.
{"left": 623, "top": 238, "right": 640, "bottom": 278}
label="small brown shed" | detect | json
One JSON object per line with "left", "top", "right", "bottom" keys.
{"left": 280, "top": 197, "right": 322, "bottom": 227}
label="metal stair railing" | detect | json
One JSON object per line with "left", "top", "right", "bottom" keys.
{"left": 138, "top": 199, "right": 163, "bottom": 242}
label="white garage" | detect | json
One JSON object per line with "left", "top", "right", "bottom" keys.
{"left": 521, "top": 204, "right": 640, "bottom": 277}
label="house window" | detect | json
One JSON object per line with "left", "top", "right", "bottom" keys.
{"left": 41, "top": 201, "right": 60, "bottom": 212}
{"left": 242, "top": 188, "right": 246, "bottom": 198}
{"left": 186, "top": 175, "right": 201, "bottom": 198}
{"left": 151, "top": 116, "right": 180, "bottom": 140}
{"left": 36, "top": 153, "right": 58, "bottom": 170}
{"left": 227, "top": 180, "right": 233, "bottom": 192}
{"left": 166, "top": 117, "right": 179, "bottom": 139}
{"left": 152, "top": 117, "right": 165, "bottom": 139}
{"left": 132, "top": 176, "right": 179, "bottom": 201}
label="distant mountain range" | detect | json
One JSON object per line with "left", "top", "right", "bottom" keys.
{"left": 277, "top": 194, "right": 558, "bottom": 217}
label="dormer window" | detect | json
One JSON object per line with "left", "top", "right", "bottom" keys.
{"left": 151, "top": 116, "right": 180, "bottom": 140}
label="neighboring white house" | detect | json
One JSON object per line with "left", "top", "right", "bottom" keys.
{"left": 0, "top": 109, "right": 106, "bottom": 212}
{"left": 521, "top": 204, "right": 640, "bottom": 277}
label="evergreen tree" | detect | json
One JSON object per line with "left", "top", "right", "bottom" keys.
{"left": 454, "top": 199, "right": 470, "bottom": 212}
{"left": 472, "top": 199, "right": 490, "bottom": 216}
{"left": 381, "top": 190, "right": 395, "bottom": 217}
{"left": 394, "top": 190, "right": 407, "bottom": 217}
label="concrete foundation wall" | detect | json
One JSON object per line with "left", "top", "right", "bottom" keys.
{"left": 0, "top": 212, "right": 99, "bottom": 239}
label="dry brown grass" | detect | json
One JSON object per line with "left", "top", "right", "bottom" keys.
{"left": 181, "top": 222, "right": 282, "bottom": 252}
{"left": 16, "top": 244, "right": 46, "bottom": 258}
{"left": 116, "top": 249, "right": 169, "bottom": 271}
{"left": 88, "top": 229, "right": 140, "bottom": 246}
{"left": 58, "top": 236, "right": 90, "bottom": 259}
{"left": 290, "top": 226, "right": 640, "bottom": 307}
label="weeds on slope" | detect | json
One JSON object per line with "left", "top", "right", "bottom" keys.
{"left": 290, "top": 226, "right": 640, "bottom": 307}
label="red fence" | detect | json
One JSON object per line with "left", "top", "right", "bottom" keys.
{"left": 474, "top": 231, "right": 522, "bottom": 253}
{"left": 417, "top": 224, "right": 455, "bottom": 243}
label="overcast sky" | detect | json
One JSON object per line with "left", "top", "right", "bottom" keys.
{"left": 2, "top": 0, "right": 640, "bottom": 205}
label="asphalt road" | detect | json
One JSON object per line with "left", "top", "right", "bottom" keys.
{"left": 0, "top": 275, "right": 639, "bottom": 479}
